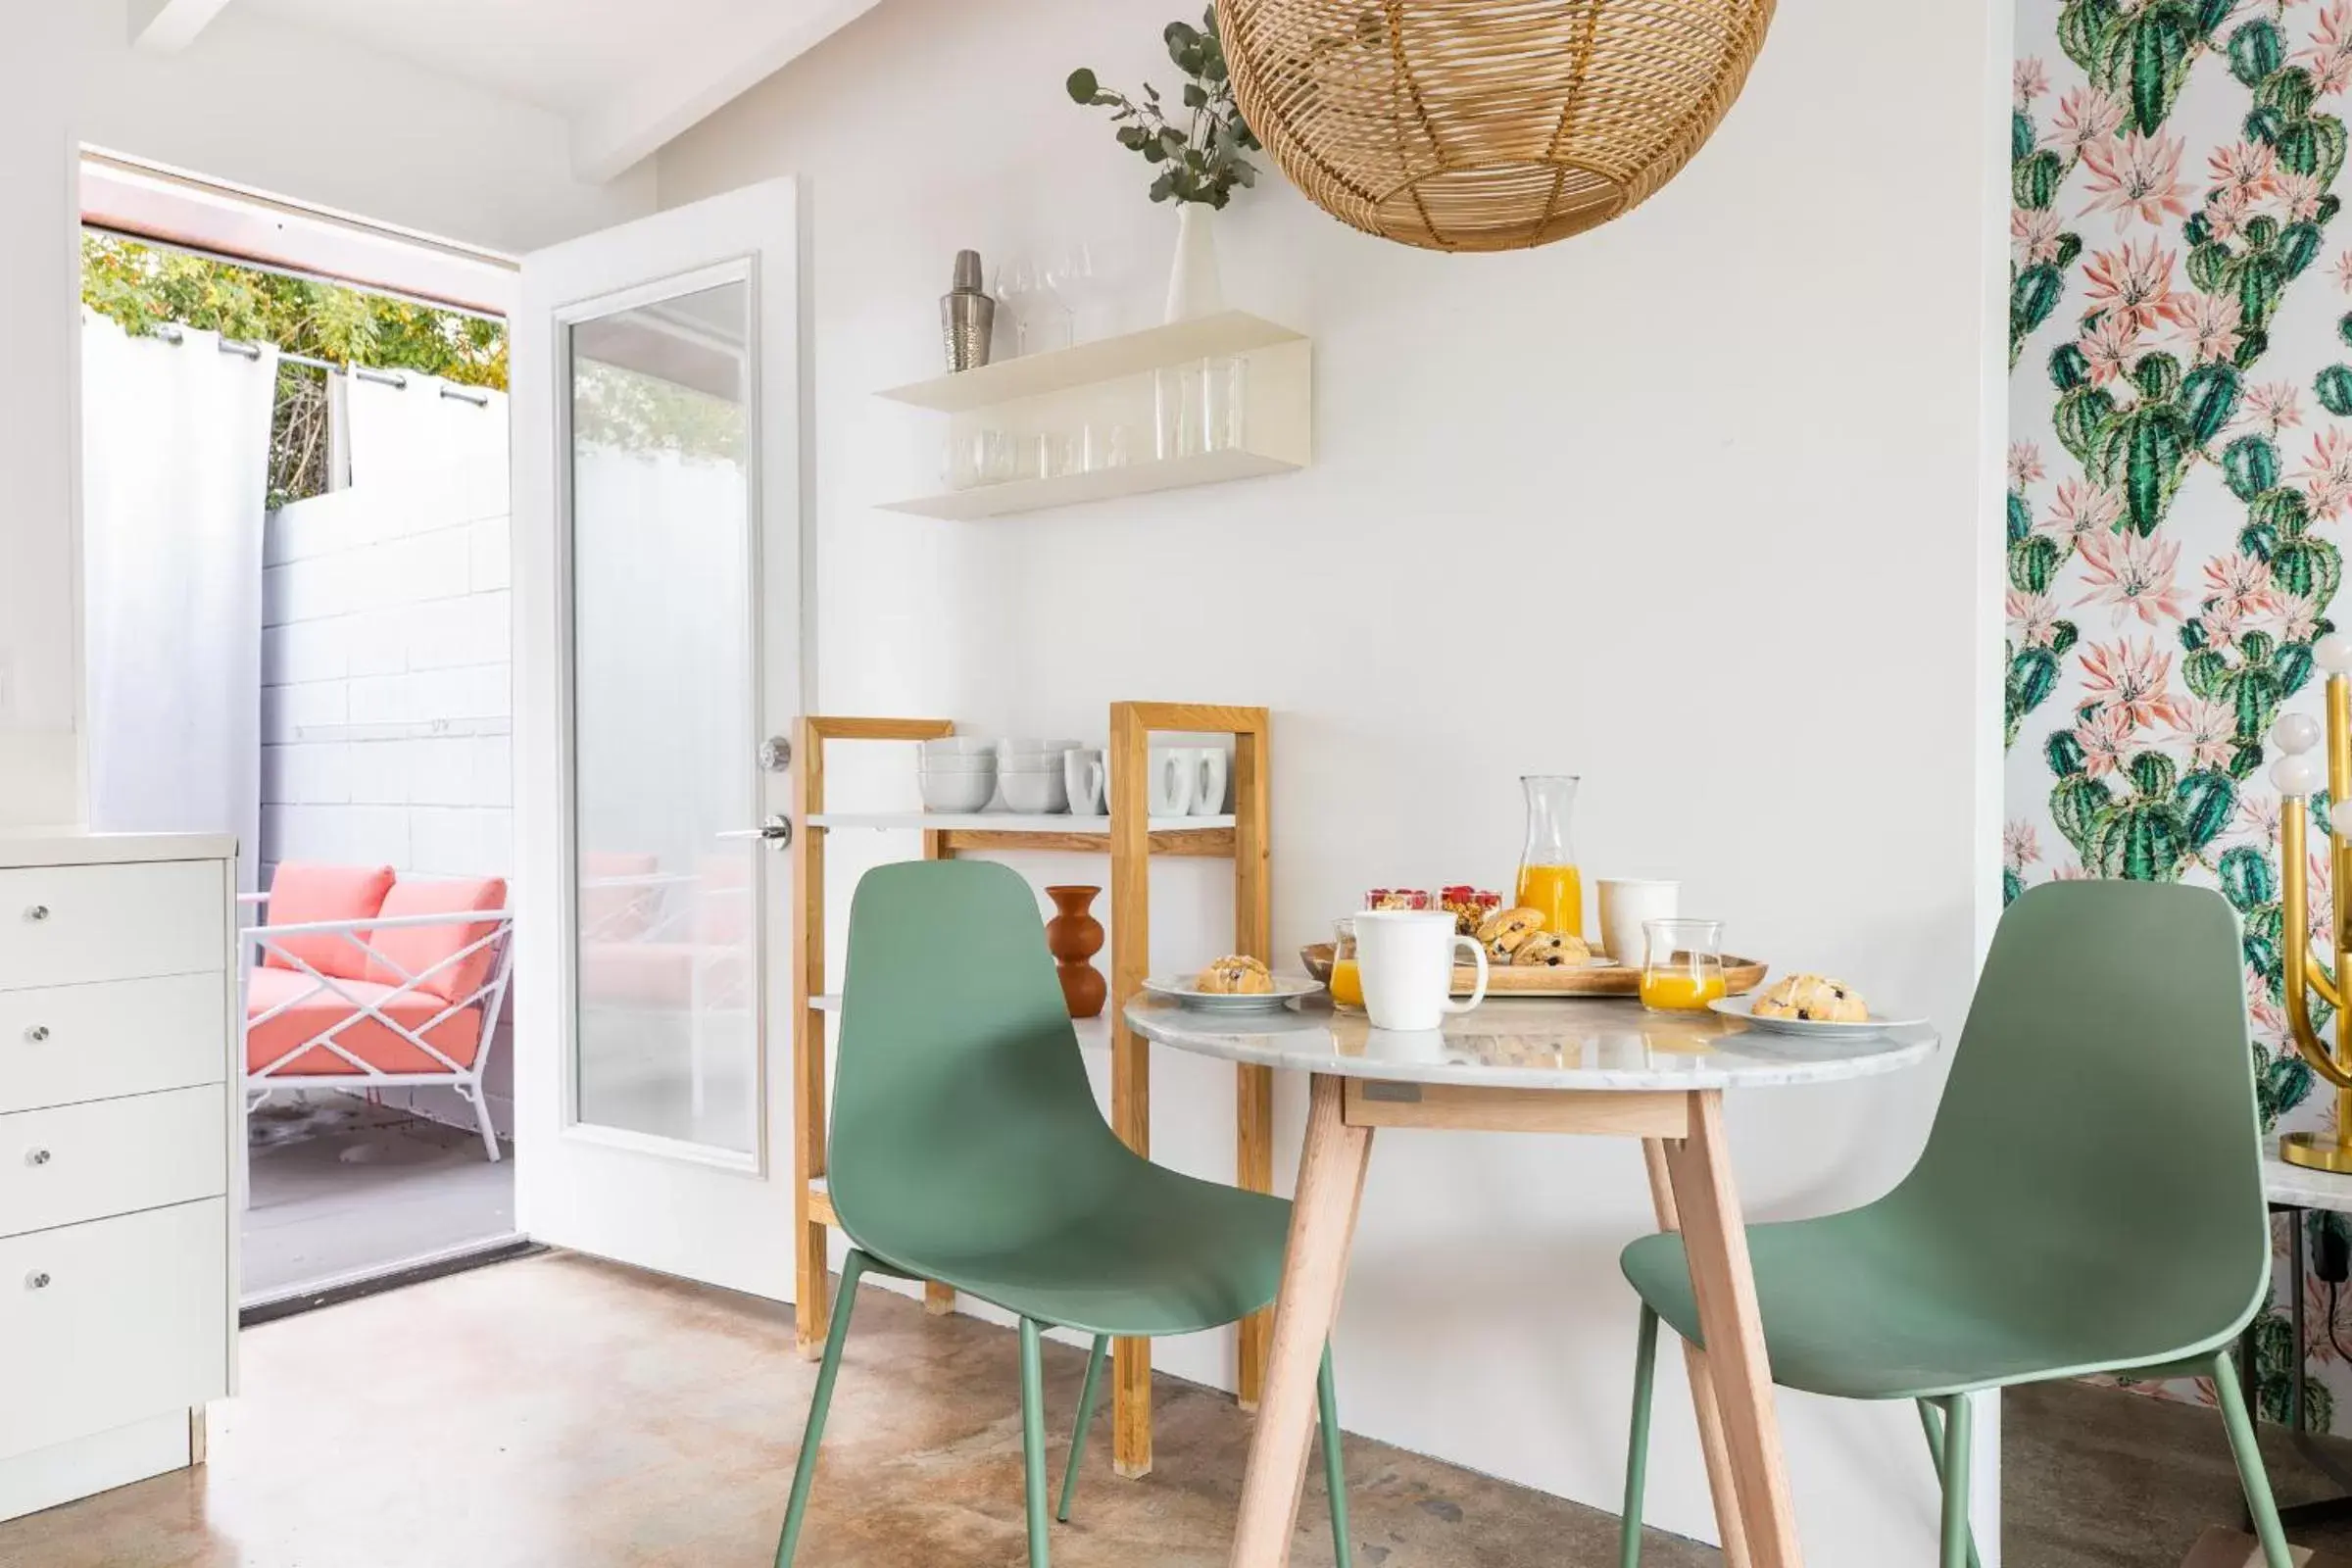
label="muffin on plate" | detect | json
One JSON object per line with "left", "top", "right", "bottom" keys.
{"left": 1750, "top": 973, "right": 1867, "bottom": 1023}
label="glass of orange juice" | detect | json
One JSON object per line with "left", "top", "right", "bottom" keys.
{"left": 1515, "top": 774, "right": 1584, "bottom": 938}
{"left": 1328, "top": 917, "right": 1365, "bottom": 1010}
{"left": 1640, "top": 918, "right": 1726, "bottom": 1013}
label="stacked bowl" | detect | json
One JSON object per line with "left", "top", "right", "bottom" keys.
{"left": 916, "top": 737, "right": 998, "bottom": 812}
{"left": 998, "top": 739, "right": 1078, "bottom": 813}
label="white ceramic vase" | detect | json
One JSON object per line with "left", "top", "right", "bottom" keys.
{"left": 1163, "top": 202, "right": 1225, "bottom": 322}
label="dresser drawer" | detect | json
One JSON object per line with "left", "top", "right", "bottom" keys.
{"left": 0, "top": 861, "right": 225, "bottom": 992}
{"left": 0, "top": 1199, "right": 227, "bottom": 1461}
{"left": 0, "top": 1087, "right": 225, "bottom": 1239}
{"left": 0, "top": 974, "right": 227, "bottom": 1115}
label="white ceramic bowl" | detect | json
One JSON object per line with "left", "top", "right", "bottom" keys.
{"left": 917, "top": 766, "right": 996, "bottom": 812}
{"left": 1000, "top": 770, "right": 1068, "bottom": 813}
{"left": 920, "top": 737, "right": 999, "bottom": 759}
{"left": 999, "top": 738, "right": 1081, "bottom": 759}
{"left": 918, "top": 755, "right": 1000, "bottom": 772}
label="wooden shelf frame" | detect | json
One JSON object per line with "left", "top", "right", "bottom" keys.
{"left": 788, "top": 706, "right": 1276, "bottom": 1481}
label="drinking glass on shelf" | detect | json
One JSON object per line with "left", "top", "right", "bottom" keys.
{"left": 1155, "top": 363, "right": 1207, "bottom": 460}
{"left": 1048, "top": 241, "right": 1129, "bottom": 343}
{"left": 1203, "top": 356, "right": 1248, "bottom": 451}
{"left": 995, "top": 258, "right": 1070, "bottom": 356}
{"left": 975, "top": 427, "right": 1016, "bottom": 485}
{"left": 1639, "top": 918, "right": 1726, "bottom": 1013}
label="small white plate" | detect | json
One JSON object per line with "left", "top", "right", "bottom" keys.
{"left": 1144, "top": 974, "right": 1324, "bottom": 1012}
{"left": 1707, "top": 994, "right": 1925, "bottom": 1039}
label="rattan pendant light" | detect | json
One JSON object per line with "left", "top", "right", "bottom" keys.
{"left": 1222, "top": 1, "right": 1775, "bottom": 252}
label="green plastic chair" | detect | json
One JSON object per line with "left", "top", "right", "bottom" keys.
{"left": 1618, "top": 879, "right": 2290, "bottom": 1568}
{"left": 773, "top": 858, "right": 1351, "bottom": 1567}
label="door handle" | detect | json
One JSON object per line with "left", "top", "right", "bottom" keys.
{"left": 716, "top": 815, "right": 793, "bottom": 847}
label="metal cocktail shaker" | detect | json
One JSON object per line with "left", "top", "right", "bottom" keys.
{"left": 941, "top": 250, "right": 996, "bottom": 372}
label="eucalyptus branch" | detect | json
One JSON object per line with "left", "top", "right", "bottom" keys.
{"left": 1069, "top": 5, "right": 1262, "bottom": 209}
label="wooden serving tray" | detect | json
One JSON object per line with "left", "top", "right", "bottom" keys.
{"left": 1298, "top": 943, "right": 1768, "bottom": 1000}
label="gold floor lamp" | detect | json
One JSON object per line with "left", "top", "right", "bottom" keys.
{"left": 2270, "top": 636, "right": 2352, "bottom": 1171}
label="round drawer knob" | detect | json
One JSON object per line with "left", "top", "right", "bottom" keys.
{"left": 24, "top": 1272, "right": 49, "bottom": 1291}
{"left": 24, "top": 1149, "right": 50, "bottom": 1167}
{"left": 24, "top": 1025, "right": 48, "bottom": 1044}
{"left": 23, "top": 905, "right": 48, "bottom": 923}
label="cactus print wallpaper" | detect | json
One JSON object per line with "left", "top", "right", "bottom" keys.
{"left": 2008, "top": 0, "right": 2352, "bottom": 1432}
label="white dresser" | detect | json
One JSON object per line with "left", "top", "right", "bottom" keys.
{"left": 0, "top": 831, "right": 237, "bottom": 1523}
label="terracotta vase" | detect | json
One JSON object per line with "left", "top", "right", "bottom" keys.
{"left": 1044, "top": 885, "right": 1106, "bottom": 1019}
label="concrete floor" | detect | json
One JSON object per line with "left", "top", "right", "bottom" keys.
{"left": 7, "top": 1249, "right": 2352, "bottom": 1566}
{"left": 243, "top": 1094, "right": 514, "bottom": 1301}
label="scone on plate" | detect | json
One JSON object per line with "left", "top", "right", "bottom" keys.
{"left": 1511, "top": 931, "right": 1592, "bottom": 967}
{"left": 1196, "top": 955, "right": 1274, "bottom": 995}
{"left": 1476, "top": 906, "right": 1546, "bottom": 961}
{"left": 1751, "top": 973, "right": 1867, "bottom": 1022}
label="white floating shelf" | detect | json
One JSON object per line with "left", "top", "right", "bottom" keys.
{"left": 877, "top": 449, "right": 1300, "bottom": 520}
{"left": 808, "top": 811, "right": 1232, "bottom": 833}
{"left": 879, "top": 311, "right": 1306, "bottom": 413}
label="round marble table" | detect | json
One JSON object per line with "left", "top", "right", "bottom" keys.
{"left": 1127, "top": 995, "right": 1942, "bottom": 1568}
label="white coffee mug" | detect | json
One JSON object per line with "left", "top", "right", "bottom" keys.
{"left": 1195, "top": 748, "right": 1230, "bottom": 815}
{"left": 1147, "top": 748, "right": 1197, "bottom": 816}
{"left": 1353, "top": 908, "right": 1489, "bottom": 1031}
{"left": 1598, "top": 878, "right": 1681, "bottom": 964}
{"left": 1062, "top": 748, "right": 1106, "bottom": 815}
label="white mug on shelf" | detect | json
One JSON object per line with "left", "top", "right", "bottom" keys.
{"left": 1146, "top": 748, "right": 1197, "bottom": 816}
{"left": 1353, "top": 908, "right": 1489, "bottom": 1032}
{"left": 1195, "top": 748, "right": 1229, "bottom": 815}
{"left": 1597, "top": 878, "right": 1681, "bottom": 964}
{"left": 1063, "top": 748, "right": 1106, "bottom": 815}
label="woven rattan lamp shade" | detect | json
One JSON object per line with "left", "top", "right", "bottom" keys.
{"left": 1223, "top": 1, "right": 1775, "bottom": 252}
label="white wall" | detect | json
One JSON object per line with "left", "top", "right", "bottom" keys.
{"left": 0, "top": 0, "right": 652, "bottom": 832}
{"left": 660, "top": 0, "right": 2009, "bottom": 1561}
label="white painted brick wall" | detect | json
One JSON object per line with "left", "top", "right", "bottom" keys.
{"left": 258, "top": 382, "right": 514, "bottom": 1136}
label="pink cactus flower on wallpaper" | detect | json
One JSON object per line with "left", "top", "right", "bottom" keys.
{"left": 2008, "top": 440, "right": 2047, "bottom": 489}
{"left": 2076, "top": 530, "right": 2187, "bottom": 625}
{"left": 2276, "top": 169, "right": 2328, "bottom": 222}
{"left": 2168, "top": 290, "right": 2245, "bottom": 363}
{"left": 2082, "top": 238, "right": 2180, "bottom": 328}
{"left": 2235, "top": 793, "right": 2285, "bottom": 849}
{"left": 2168, "top": 699, "right": 2238, "bottom": 771}
{"left": 2202, "top": 594, "right": 2252, "bottom": 648}
{"left": 2072, "top": 704, "right": 2139, "bottom": 778}
{"left": 2296, "top": 426, "right": 2352, "bottom": 519}
{"left": 2240, "top": 379, "right": 2306, "bottom": 435}
{"left": 2013, "top": 205, "right": 2066, "bottom": 267}
{"left": 2040, "top": 475, "right": 2127, "bottom": 542}
{"left": 2079, "top": 311, "right": 2143, "bottom": 385}
{"left": 2208, "top": 138, "right": 2279, "bottom": 198}
{"left": 2008, "top": 587, "right": 2062, "bottom": 648}
{"left": 2080, "top": 638, "right": 2183, "bottom": 730}
{"left": 2081, "top": 130, "right": 2191, "bottom": 227}
{"left": 2203, "top": 551, "right": 2278, "bottom": 614}
{"left": 2049, "top": 85, "right": 2128, "bottom": 154}
{"left": 2015, "top": 57, "right": 2051, "bottom": 108}
{"left": 2050, "top": 862, "right": 2097, "bottom": 882}
{"left": 2278, "top": 591, "right": 2324, "bottom": 642}
{"left": 2004, "top": 819, "right": 2044, "bottom": 871}
{"left": 2300, "top": 0, "right": 2352, "bottom": 95}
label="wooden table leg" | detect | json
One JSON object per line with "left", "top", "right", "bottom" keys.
{"left": 1642, "top": 1139, "right": 1754, "bottom": 1568}
{"left": 1229, "top": 1073, "right": 1374, "bottom": 1568}
{"left": 1662, "top": 1091, "right": 1802, "bottom": 1568}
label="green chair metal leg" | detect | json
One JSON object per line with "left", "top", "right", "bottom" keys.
{"left": 2213, "top": 1350, "right": 2295, "bottom": 1568}
{"left": 1019, "top": 1319, "right": 1052, "bottom": 1568}
{"left": 775, "top": 1250, "right": 870, "bottom": 1568}
{"left": 1318, "top": 1346, "right": 1353, "bottom": 1568}
{"left": 1916, "top": 1397, "right": 1984, "bottom": 1568}
{"left": 1621, "top": 1305, "right": 1659, "bottom": 1568}
{"left": 1055, "top": 1334, "right": 1110, "bottom": 1524}
{"left": 1937, "top": 1395, "right": 1974, "bottom": 1568}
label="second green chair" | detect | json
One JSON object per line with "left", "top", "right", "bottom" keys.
{"left": 1618, "top": 879, "right": 2292, "bottom": 1567}
{"left": 773, "top": 858, "right": 1351, "bottom": 1567}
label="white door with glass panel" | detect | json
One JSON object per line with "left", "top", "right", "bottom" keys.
{"left": 511, "top": 180, "right": 804, "bottom": 1300}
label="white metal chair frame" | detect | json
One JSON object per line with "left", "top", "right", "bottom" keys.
{"left": 241, "top": 896, "right": 516, "bottom": 1162}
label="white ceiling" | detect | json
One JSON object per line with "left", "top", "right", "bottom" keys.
{"left": 200, "top": 0, "right": 878, "bottom": 179}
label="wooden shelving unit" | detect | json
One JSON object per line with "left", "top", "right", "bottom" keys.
{"left": 873, "top": 309, "right": 1312, "bottom": 520}
{"left": 790, "top": 705, "right": 1274, "bottom": 1480}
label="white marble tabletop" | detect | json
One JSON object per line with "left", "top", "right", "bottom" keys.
{"left": 2265, "top": 1139, "right": 2352, "bottom": 1212}
{"left": 1125, "top": 995, "right": 1939, "bottom": 1091}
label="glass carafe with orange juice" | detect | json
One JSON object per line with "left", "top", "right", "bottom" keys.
{"left": 1514, "top": 775, "right": 1584, "bottom": 938}
{"left": 1640, "top": 918, "right": 1727, "bottom": 1012}
{"left": 1328, "top": 917, "right": 1364, "bottom": 1010}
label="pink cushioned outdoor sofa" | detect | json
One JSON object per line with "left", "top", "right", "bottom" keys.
{"left": 242, "top": 861, "right": 514, "bottom": 1161}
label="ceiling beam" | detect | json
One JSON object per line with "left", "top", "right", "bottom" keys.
{"left": 568, "top": 0, "right": 881, "bottom": 184}
{"left": 129, "top": 0, "right": 237, "bottom": 53}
